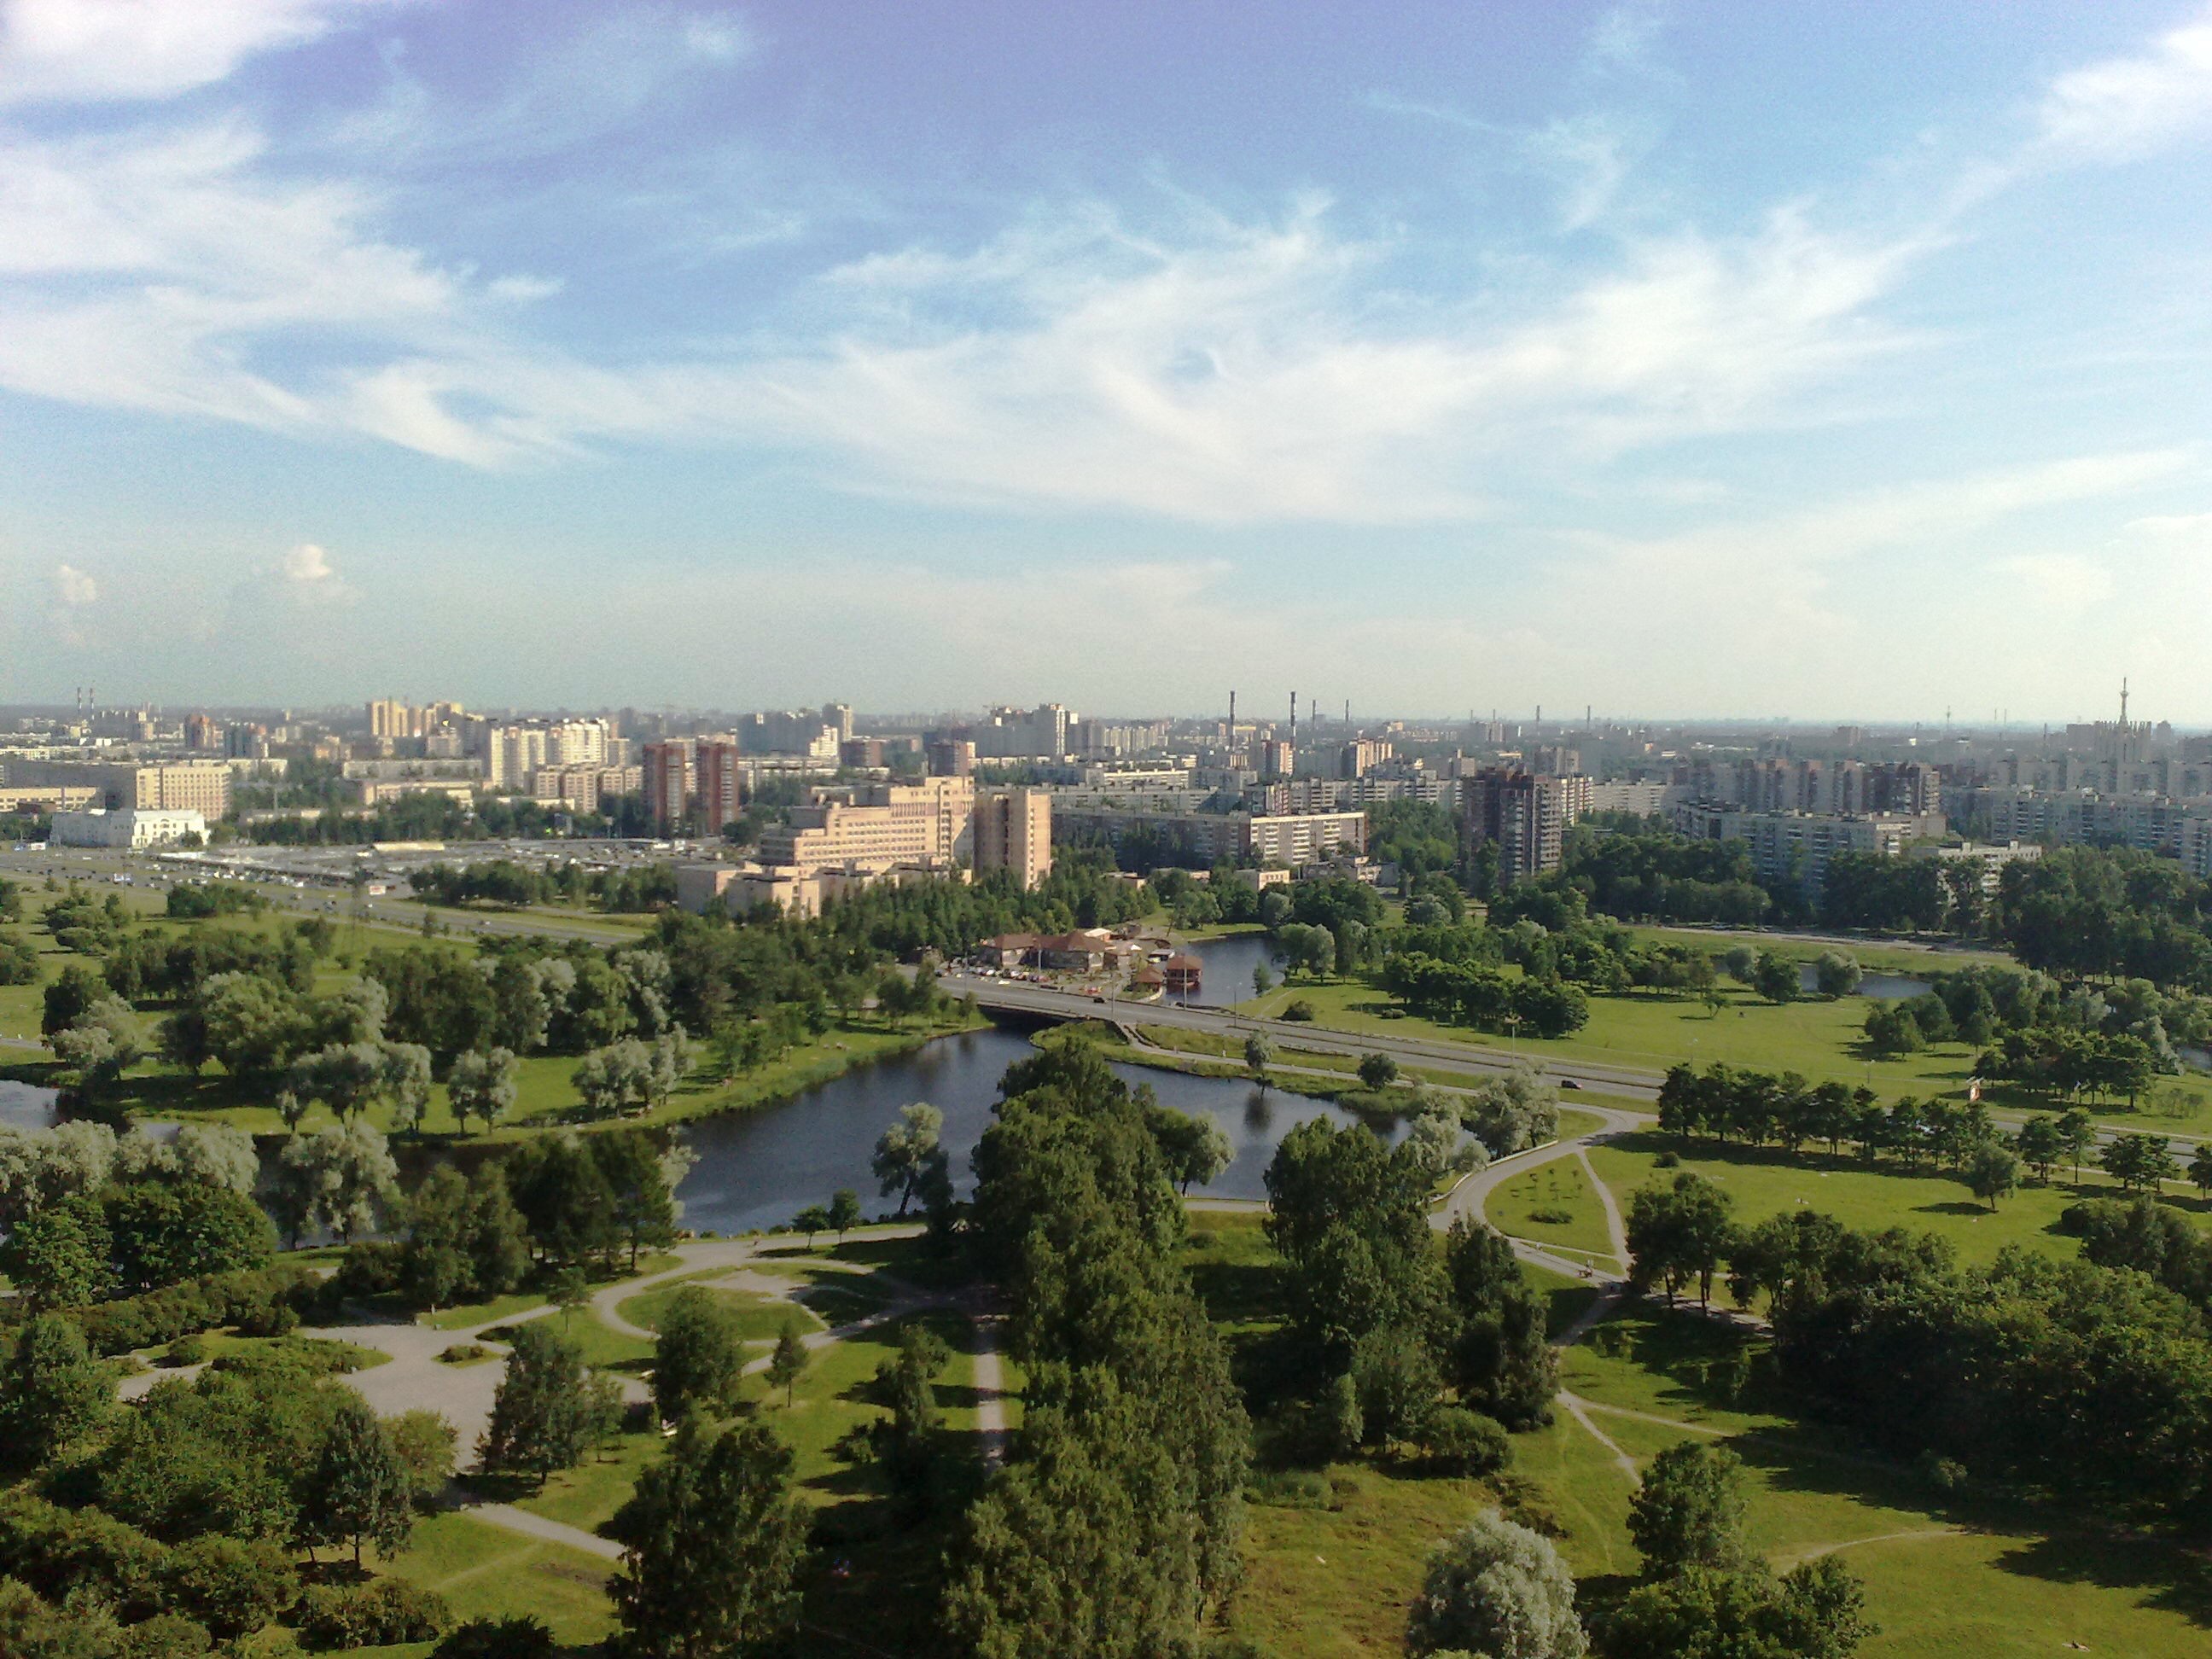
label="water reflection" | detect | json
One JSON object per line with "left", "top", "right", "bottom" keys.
{"left": 675, "top": 1024, "right": 1390, "bottom": 1236}
{"left": 0, "top": 1080, "right": 60, "bottom": 1132}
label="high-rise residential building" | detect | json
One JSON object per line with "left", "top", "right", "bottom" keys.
{"left": 975, "top": 788, "right": 1053, "bottom": 888}
{"left": 695, "top": 739, "right": 743, "bottom": 836}
{"left": 972, "top": 704, "right": 1073, "bottom": 760}
{"left": 1337, "top": 739, "right": 1393, "bottom": 778}
{"left": 547, "top": 719, "right": 611, "bottom": 767}
{"left": 1257, "top": 738, "right": 1294, "bottom": 777}
{"left": 183, "top": 713, "right": 220, "bottom": 752}
{"left": 759, "top": 776, "right": 975, "bottom": 874}
{"left": 927, "top": 738, "right": 975, "bottom": 777}
{"left": 841, "top": 738, "right": 888, "bottom": 769}
{"left": 643, "top": 739, "right": 695, "bottom": 834}
{"left": 486, "top": 725, "right": 548, "bottom": 789}
{"left": 824, "top": 702, "right": 854, "bottom": 742}
{"left": 368, "top": 699, "right": 418, "bottom": 740}
{"left": 1463, "top": 769, "right": 1567, "bottom": 888}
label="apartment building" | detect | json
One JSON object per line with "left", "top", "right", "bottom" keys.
{"left": 972, "top": 704, "right": 1074, "bottom": 760}
{"left": 4, "top": 760, "right": 233, "bottom": 818}
{"left": 51, "top": 808, "right": 207, "bottom": 848}
{"left": 975, "top": 788, "right": 1053, "bottom": 888}
{"left": 1461, "top": 769, "right": 1568, "bottom": 887}
{"left": 1671, "top": 803, "right": 1945, "bottom": 889}
{"left": 1963, "top": 786, "right": 2206, "bottom": 859}
{"left": 1050, "top": 804, "right": 1365, "bottom": 867}
{"left": 759, "top": 776, "right": 975, "bottom": 875}
{"left": 1338, "top": 739, "right": 1394, "bottom": 778}
{"left": 695, "top": 739, "right": 743, "bottom": 836}
{"left": 642, "top": 740, "right": 694, "bottom": 834}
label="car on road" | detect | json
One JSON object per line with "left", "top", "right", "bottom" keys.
{"left": 1560, "top": 1079, "right": 1581, "bottom": 1090}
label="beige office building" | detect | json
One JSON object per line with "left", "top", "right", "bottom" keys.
{"left": 975, "top": 788, "right": 1053, "bottom": 888}
{"left": 759, "top": 776, "right": 974, "bottom": 875}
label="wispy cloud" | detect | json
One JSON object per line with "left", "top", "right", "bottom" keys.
{"left": 327, "top": 5, "right": 755, "bottom": 166}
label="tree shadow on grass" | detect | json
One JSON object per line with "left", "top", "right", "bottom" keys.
{"left": 1992, "top": 1530, "right": 2212, "bottom": 1627}
{"left": 1717, "top": 1417, "right": 2212, "bottom": 1631}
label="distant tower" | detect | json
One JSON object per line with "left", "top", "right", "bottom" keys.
{"left": 1289, "top": 691, "right": 1297, "bottom": 747}
{"left": 2121, "top": 678, "right": 2130, "bottom": 727}
{"left": 1228, "top": 690, "right": 1236, "bottom": 733}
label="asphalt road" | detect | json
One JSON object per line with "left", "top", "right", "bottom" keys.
{"left": 940, "top": 971, "right": 1664, "bottom": 1102}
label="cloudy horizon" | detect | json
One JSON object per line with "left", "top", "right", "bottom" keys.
{"left": 5, "top": 1, "right": 2212, "bottom": 725}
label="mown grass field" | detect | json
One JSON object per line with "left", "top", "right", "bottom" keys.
{"left": 1187, "top": 1207, "right": 2212, "bottom": 1658}
{"left": 1239, "top": 973, "right": 2212, "bottom": 1129}
{"left": 372, "top": 1511, "right": 617, "bottom": 1651}
{"left": 1550, "top": 1301, "right": 2212, "bottom": 1658}
{"left": 1579, "top": 1128, "right": 2212, "bottom": 1271}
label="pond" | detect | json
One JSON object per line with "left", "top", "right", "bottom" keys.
{"left": 0, "top": 1080, "right": 60, "bottom": 1132}
{"left": 1172, "top": 930, "right": 1276, "bottom": 1007}
{"left": 1796, "top": 963, "right": 1930, "bottom": 1000}
{"left": 674, "top": 1023, "right": 1395, "bottom": 1235}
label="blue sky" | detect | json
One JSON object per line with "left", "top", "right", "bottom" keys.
{"left": 5, "top": 0, "right": 2212, "bottom": 722}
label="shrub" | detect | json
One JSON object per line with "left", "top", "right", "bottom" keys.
{"left": 162, "top": 1534, "right": 298, "bottom": 1638}
{"left": 1655, "top": 1150, "right": 1681, "bottom": 1170}
{"left": 296, "top": 1579, "right": 451, "bottom": 1650}
{"left": 330, "top": 1242, "right": 404, "bottom": 1301}
{"left": 68, "top": 1266, "right": 320, "bottom": 1358}
{"left": 1281, "top": 999, "right": 1318, "bottom": 1022}
{"left": 431, "top": 1615, "right": 558, "bottom": 1659}
{"left": 1414, "top": 1407, "right": 1511, "bottom": 1478}
{"left": 166, "top": 1336, "right": 207, "bottom": 1368}
{"left": 0, "top": 1490, "right": 169, "bottom": 1620}
{"left": 436, "top": 1343, "right": 492, "bottom": 1365}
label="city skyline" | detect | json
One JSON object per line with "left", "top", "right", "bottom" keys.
{"left": 8, "top": 2, "right": 2212, "bottom": 717}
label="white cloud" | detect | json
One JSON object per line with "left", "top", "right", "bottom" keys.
{"left": 487, "top": 274, "right": 563, "bottom": 303}
{"left": 0, "top": 0, "right": 393, "bottom": 105}
{"left": 49, "top": 562, "right": 96, "bottom": 605}
{"left": 265, "top": 540, "right": 356, "bottom": 606}
{"left": 2036, "top": 6, "right": 2212, "bottom": 161}
{"left": 1998, "top": 551, "right": 2117, "bottom": 608}
{"left": 2126, "top": 509, "right": 2212, "bottom": 540}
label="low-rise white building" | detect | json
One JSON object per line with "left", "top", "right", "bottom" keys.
{"left": 51, "top": 808, "right": 207, "bottom": 848}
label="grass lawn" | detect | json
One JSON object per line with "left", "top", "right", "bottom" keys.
{"left": 614, "top": 1276, "right": 825, "bottom": 1345}
{"left": 482, "top": 1308, "right": 655, "bottom": 1374}
{"left": 373, "top": 1511, "right": 614, "bottom": 1650}
{"left": 1241, "top": 976, "right": 2212, "bottom": 1129}
{"left": 509, "top": 1426, "right": 668, "bottom": 1537}
{"left": 1182, "top": 1196, "right": 2212, "bottom": 1656}
{"left": 1538, "top": 1302, "right": 2212, "bottom": 1657}
{"left": 1554, "top": 1106, "right": 1608, "bottom": 1141}
{"left": 1582, "top": 1129, "right": 2209, "bottom": 1272}
{"left": 1483, "top": 1157, "right": 1619, "bottom": 1261}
